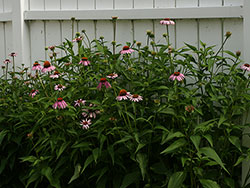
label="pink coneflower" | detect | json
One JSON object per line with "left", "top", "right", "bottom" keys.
{"left": 52, "top": 97, "right": 68, "bottom": 109}
{"left": 80, "top": 119, "right": 91, "bottom": 130}
{"left": 107, "top": 73, "right": 118, "bottom": 79}
{"left": 32, "top": 61, "right": 43, "bottom": 71}
{"left": 120, "top": 46, "right": 134, "bottom": 55}
{"left": 97, "top": 78, "right": 111, "bottom": 90}
{"left": 42, "top": 61, "right": 56, "bottom": 73}
{"left": 9, "top": 52, "right": 17, "bottom": 57}
{"left": 116, "top": 89, "right": 131, "bottom": 101}
{"left": 82, "top": 104, "right": 100, "bottom": 119}
{"left": 160, "top": 18, "right": 175, "bottom": 25}
{"left": 130, "top": 94, "right": 143, "bottom": 102}
{"left": 79, "top": 57, "right": 90, "bottom": 66}
{"left": 185, "top": 105, "right": 195, "bottom": 113}
{"left": 169, "top": 72, "right": 185, "bottom": 81}
{"left": 240, "top": 63, "right": 250, "bottom": 71}
{"left": 29, "top": 89, "right": 38, "bottom": 98}
{"left": 4, "top": 59, "right": 11, "bottom": 64}
{"left": 54, "top": 84, "right": 66, "bottom": 91}
{"left": 73, "top": 36, "right": 83, "bottom": 42}
{"left": 50, "top": 71, "right": 60, "bottom": 79}
{"left": 48, "top": 46, "right": 55, "bottom": 51}
{"left": 74, "top": 99, "right": 86, "bottom": 107}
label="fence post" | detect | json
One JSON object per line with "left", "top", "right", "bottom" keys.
{"left": 12, "top": 0, "right": 30, "bottom": 70}
{"left": 242, "top": 0, "right": 250, "bottom": 185}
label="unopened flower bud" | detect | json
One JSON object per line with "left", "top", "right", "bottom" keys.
{"left": 163, "top": 33, "right": 168, "bottom": 38}
{"left": 136, "top": 42, "right": 141, "bottom": 47}
{"left": 225, "top": 31, "right": 232, "bottom": 38}
{"left": 82, "top": 29, "right": 86, "bottom": 33}
{"left": 112, "top": 16, "right": 118, "bottom": 20}
{"left": 100, "top": 36, "right": 104, "bottom": 40}
{"left": 146, "top": 30, "right": 152, "bottom": 35}
{"left": 150, "top": 33, "right": 155, "bottom": 38}
{"left": 111, "top": 41, "right": 116, "bottom": 45}
{"left": 150, "top": 41, "right": 155, "bottom": 45}
{"left": 45, "top": 47, "right": 48, "bottom": 51}
{"left": 71, "top": 17, "right": 76, "bottom": 21}
{"left": 76, "top": 32, "right": 81, "bottom": 37}
{"left": 2, "top": 66, "right": 5, "bottom": 69}
{"left": 151, "top": 51, "right": 156, "bottom": 56}
{"left": 236, "top": 51, "right": 241, "bottom": 57}
{"left": 168, "top": 46, "right": 173, "bottom": 53}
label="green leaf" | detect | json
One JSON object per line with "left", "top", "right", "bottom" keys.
{"left": 200, "top": 147, "right": 229, "bottom": 174}
{"left": 218, "top": 115, "right": 227, "bottom": 127}
{"left": 162, "top": 131, "right": 185, "bottom": 144}
{"left": 0, "top": 130, "right": 8, "bottom": 145}
{"left": 92, "top": 148, "right": 99, "bottom": 163}
{"left": 41, "top": 167, "right": 61, "bottom": 188}
{"left": 168, "top": 171, "right": 186, "bottom": 188}
{"left": 158, "top": 108, "right": 175, "bottom": 116}
{"left": 120, "top": 171, "right": 140, "bottom": 188}
{"left": 81, "top": 155, "right": 94, "bottom": 173}
{"left": 136, "top": 153, "right": 148, "bottom": 180}
{"left": 161, "top": 138, "right": 186, "bottom": 155}
{"left": 107, "top": 145, "right": 115, "bottom": 165}
{"left": 68, "top": 163, "right": 82, "bottom": 184}
{"left": 200, "top": 179, "right": 220, "bottom": 188}
{"left": 56, "top": 142, "right": 69, "bottom": 159}
{"left": 234, "top": 155, "right": 245, "bottom": 166}
{"left": 184, "top": 42, "right": 197, "bottom": 51}
{"left": 203, "top": 134, "right": 213, "bottom": 147}
{"left": 71, "top": 142, "right": 90, "bottom": 149}
{"left": 229, "top": 136, "right": 242, "bottom": 152}
{"left": 190, "top": 135, "right": 201, "bottom": 151}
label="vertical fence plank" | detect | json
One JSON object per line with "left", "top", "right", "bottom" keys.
{"left": 134, "top": 20, "right": 153, "bottom": 46}
{"left": 3, "top": 0, "right": 12, "bottom": 12}
{"left": 0, "top": 0, "right": 4, "bottom": 12}
{"left": 96, "top": 0, "right": 113, "bottom": 9}
{"left": 116, "top": 20, "right": 133, "bottom": 47}
{"left": 30, "top": 21, "right": 46, "bottom": 63}
{"left": 199, "top": 19, "right": 222, "bottom": 51}
{"left": 0, "top": 23, "right": 5, "bottom": 61}
{"left": 176, "top": 19, "right": 198, "bottom": 48}
{"left": 78, "top": 0, "right": 95, "bottom": 10}
{"left": 78, "top": 21, "right": 96, "bottom": 47}
{"left": 155, "top": 0, "right": 175, "bottom": 8}
{"left": 134, "top": 0, "right": 153, "bottom": 8}
{"left": 115, "top": 0, "right": 133, "bottom": 9}
{"left": 44, "top": 0, "right": 60, "bottom": 10}
{"left": 154, "top": 19, "right": 176, "bottom": 47}
{"left": 96, "top": 20, "right": 113, "bottom": 49}
{"left": 224, "top": 0, "right": 243, "bottom": 6}
{"left": 61, "top": 0, "right": 77, "bottom": 10}
{"left": 199, "top": 0, "right": 223, "bottom": 7}
{"left": 29, "top": 0, "right": 44, "bottom": 10}
{"left": 4, "top": 22, "right": 12, "bottom": 57}
{"left": 176, "top": 0, "right": 198, "bottom": 7}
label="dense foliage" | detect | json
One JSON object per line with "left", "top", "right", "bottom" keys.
{"left": 1, "top": 18, "right": 250, "bottom": 188}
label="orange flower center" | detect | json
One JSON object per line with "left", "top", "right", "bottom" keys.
{"left": 83, "top": 121, "right": 89, "bottom": 125}
{"left": 108, "top": 73, "right": 114, "bottom": 76}
{"left": 119, "top": 89, "right": 127, "bottom": 96}
{"left": 100, "top": 78, "right": 107, "bottom": 82}
{"left": 33, "top": 62, "right": 40, "bottom": 66}
{"left": 57, "top": 97, "right": 63, "bottom": 101}
{"left": 123, "top": 46, "right": 129, "bottom": 50}
{"left": 174, "top": 72, "right": 180, "bottom": 76}
{"left": 132, "top": 94, "right": 139, "bottom": 98}
{"left": 58, "top": 84, "right": 62, "bottom": 88}
{"left": 44, "top": 61, "right": 51, "bottom": 68}
{"left": 244, "top": 64, "right": 250, "bottom": 67}
{"left": 54, "top": 71, "right": 59, "bottom": 75}
{"left": 164, "top": 18, "right": 170, "bottom": 21}
{"left": 82, "top": 57, "right": 88, "bottom": 61}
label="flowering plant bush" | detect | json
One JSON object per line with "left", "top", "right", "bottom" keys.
{"left": 0, "top": 18, "right": 250, "bottom": 188}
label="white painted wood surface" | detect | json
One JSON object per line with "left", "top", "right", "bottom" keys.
{"left": 155, "top": 0, "right": 175, "bottom": 8}
{"left": 0, "top": 23, "right": 5, "bottom": 62}
{"left": 61, "top": 0, "right": 78, "bottom": 10}
{"left": 44, "top": 0, "right": 60, "bottom": 10}
{"left": 4, "top": 22, "right": 13, "bottom": 58}
{"left": 134, "top": 0, "right": 153, "bottom": 9}
{"left": 96, "top": 0, "right": 113, "bottom": 9}
{"left": 115, "top": 0, "right": 133, "bottom": 9}
{"left": 224, "top": 0, "right": 244, "bottom": 6}
{"left": 29, "top": 0, "right": 44, "bottom": 10}
{"left": 199, "top": 0, "right": 223, "bottom": 7}
{"left": 78, "top": 0, "right": 95, "bottom": 10}
{"left": 134, "top": 20, "right": 154, "bottom": 46}
{"left": 176, "top": 0, "right": 198, "bottom": 7}
{"left": 3, "top": 0, "right": 12, "bottom": 12}
{"left": 116, "top": 20, "right": 133, "bottom": 46}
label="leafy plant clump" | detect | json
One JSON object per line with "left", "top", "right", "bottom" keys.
{"left": 0, "top": 18, "right": 250, "bottom": 188}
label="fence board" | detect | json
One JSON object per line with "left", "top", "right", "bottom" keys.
{"left": 0, "top": 23, "right": 5, "bottom": 63}
{"left": 115, "top": 0, "right": 133, "bottom": 9}
{"left": 154, "top": 19, "right": 176, "bottom": 47}
{"left": 61, "top": 0, "right": 78, "bottom": 10}
{"left": 45, "top": 0, "right": 60, "bottom": 10}
{"left": 78, "top": 21, "right": 96, "bottom": 43}
{"left": 176, "top": 19, "right": 198, "bottom": 48}
{"left": 29, "top": 21, "right": 46, "bottom": 63}
{"left": 29, "top": 0, "right": 44, "bottom": 10}
{"left": 199, "top": 19, "right": 222, "bottom": 51}
{"left": 96, "top": 0, "right": 113, "bottom": 9}
{"left": 199, "top": 0, "right": 222, "bottom": 7}
{"left": 176, "top": 0, "right": 198, "bottom": 7}
{"left": 3, "top": 0, "right": 12, "bottom": 12}
{"left": 134, "top": 20, "right": 153, "bottom": 46}
{"left": 224, "top": 0, "right": 244, "bottom": 6}
{"left": 155, "top": 0, "right": 175, "bottom": 8}
{"left": 4, "top": 22, "right": 12, "bottom": 57}
{"left": 0, "top": 0, "right": 3, "bottom": 12}
{"left": 96, "top": 20, "right": 113, "bottom": 49}
{"left": 134, "top": 0, "right": 153, "bottom": 8}
{"left": 78, "top": 0, "right": 95, "bottom": 10}
{"left": 116, "top": 20, "right": 133, "bottom": 47}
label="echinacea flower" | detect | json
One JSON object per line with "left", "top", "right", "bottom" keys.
{"left": 160, "top": 18, "right": 175, "bottom": 25}
{"left": 80, "top": 119, "right": 91, "bottom": 130}
{"left": 52, "top": 98, "right": 68, "bottom": 109}
{"left": 9, "top": 52, "right": 17, "bottom": 57}
{"left": 54, "top": 84, "right": 66, "bottom": 91}
{"left": 4, "top": 59, "right": 11, "bottom": 64}
{"left": 107, "top": 73, "right": 118, "bottom": 79}
{"left": 82, "top": 104, "right": 100, "bottom": 119}
{"left": 42, "top": 61, "right": 56, "bottom": 73}
{"left": 79, "top": 57, "right": 90, "bottom": 66}
{"left": 116, "top": 89, "right": 131, "bottom": 101}
{"left": 240, "top": 63, "right": 250, "bottom": 71}
{"left": 169, "top": 72, "right": 185, "bottom": 81}
{"left": 129, "top": 94, "right": 143, "bottom": 102}
{"left": 74, "top": 99, "right": 86, "bottom": 107}
{"left": 50, "top": 71, "right": 60, "bottom": 79}
{"left": 48, "top": 46, "right": 55, "bottom": 51}
{"left": 120, "top": 46, "right": 134, "bottom": 55}
{"left": 32, "top": 61, "right": 43, "bottom": 71}
{"left": 97, "top": 78, "right": 111, "bottom": 90}
{"left": 29, "top": 89, "right": 38, "bottom": 98}
{"left": 185, "top": 105, "right": 195, "bottom": 113}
